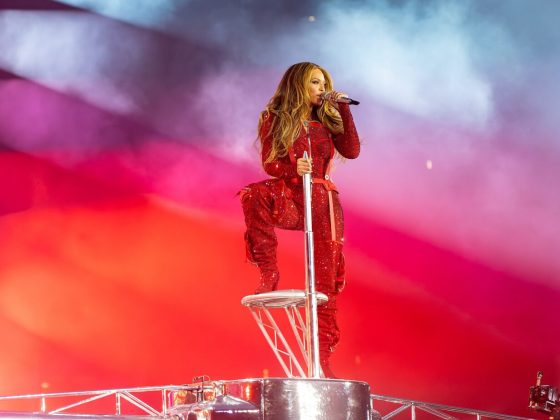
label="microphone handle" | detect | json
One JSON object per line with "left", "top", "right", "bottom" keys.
{"left": 339, "top": 97, "right": 360, "bottom": 105}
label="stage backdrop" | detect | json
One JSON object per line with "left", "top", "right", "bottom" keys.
{"left": 1, "top": 0, "right": 559, "bottom": 416}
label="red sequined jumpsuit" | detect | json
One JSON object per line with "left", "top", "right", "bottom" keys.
{"left": 240, "top": 103, "right": 360, "bottom": 377}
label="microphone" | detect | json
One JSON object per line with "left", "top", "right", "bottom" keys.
{"left": 321, "top": 92, "right": 360, "bottom": 105}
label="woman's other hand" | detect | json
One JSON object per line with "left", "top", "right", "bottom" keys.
{"left": 297, "top": 157, "right": 312, "bottom": 176}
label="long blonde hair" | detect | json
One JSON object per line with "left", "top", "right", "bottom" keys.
{"left": 259, "top": 62, "right": 343, "bottom": 164}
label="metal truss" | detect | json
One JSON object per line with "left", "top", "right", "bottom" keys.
{"left": 246, "top": 303, "right": 308, "bottom": 378}
{"left": 371, "top": 394, "right": 536, "bottom": 420}
{"left": 241, "top": 290, "right": 329, "bottom": 378}
{"left": 0, "top": 385, "right": 193, "bottom": 417}
{"left": 0, "top": 386, "right": 538, "bottom": 420}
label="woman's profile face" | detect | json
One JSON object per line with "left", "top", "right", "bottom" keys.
{"left": 307, "top": 68, "right": 327, "bottom": 107}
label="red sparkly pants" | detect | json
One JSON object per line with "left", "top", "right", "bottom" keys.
{"left": 240, "top": 178, "right": 346, "bottom": 369}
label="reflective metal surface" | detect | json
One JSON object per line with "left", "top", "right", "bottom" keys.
{"left": 302, "top": 150, "right": 321, "bottom": 379}
{"left": 169, "top": 378, "right": 371, "bottom": 419}
{"left": 241, "top": 290, "right": 328, "bottom": 308}
{"left": 171, "top": 395, "right": 259, "bottom": 419}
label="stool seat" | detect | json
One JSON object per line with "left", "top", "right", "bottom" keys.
{"left": 241, "top": 289, "right": 329, "bottom": 309}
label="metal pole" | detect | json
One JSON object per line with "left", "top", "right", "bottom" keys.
{"left": 116, "top": 392, "right": 121, "bottom": 415}
{"left": 161, "top": 389, "right": 167, "bottom": 415}
{"left": 302, "top": 151, "right": 321, "bottom": 378}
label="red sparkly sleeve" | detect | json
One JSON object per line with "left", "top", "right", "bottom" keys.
{"left": 333, "top": 103, "right": 360, "bottom": 159}
{"left": 261, "top": 114, "right": 299, "bottom": 179}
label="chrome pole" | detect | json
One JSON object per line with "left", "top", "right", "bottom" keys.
{"left": 116, "top": 392, "right": 121, "bottom": 415}
{"left": 302, "top": 151, "right": 321, "bottom": 378}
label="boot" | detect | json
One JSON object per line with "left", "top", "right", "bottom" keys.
{"left": 254, "top": 270, "right": 280, "bottom": 294}
{"left": 320, "top": 354, "right": 338, "bottom": 379}
{"left": 318, "top": 303, "right": 340, "bottom": 379}
{"left": 240, "top": 182, "right": 282, "bottom": 295}
{"left": 314, "top": 240, "right": 344, "bottom": 379}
